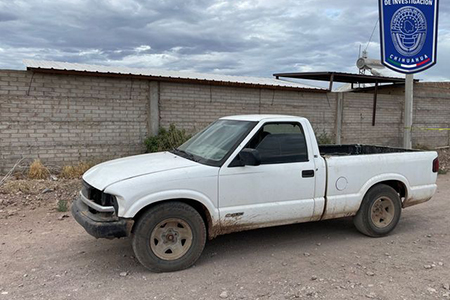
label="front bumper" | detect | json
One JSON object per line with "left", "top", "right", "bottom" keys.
{"left": 71, "top": 196, "right": 133, "bottom": 239}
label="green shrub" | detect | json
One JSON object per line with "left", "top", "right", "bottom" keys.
{"left": 315, "top": 129, "right": 333, "bottom": 145}
{"left": 144, "top": 124, "right": 191, "bottom": 153}
{"left": 57, "top": 199, "right": 68, "bottom": 212}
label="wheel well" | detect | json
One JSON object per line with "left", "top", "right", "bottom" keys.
{"left": 373, "top": 180, "right": 407, "bottom": 200}
{"left": 131, "top": 199, "right": 213, "bottom": 236}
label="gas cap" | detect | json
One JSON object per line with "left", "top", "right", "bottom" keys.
{"left": 336, "top": 177, "right": 348, "bottom": 191}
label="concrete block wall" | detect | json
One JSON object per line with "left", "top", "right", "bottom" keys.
{"left": 159, "top": 82, "right": 410, "bottom": 147}
{"left": 412, "top": 83, "right": 450, "bottom": 147}
{"left": 360, "top": 82, "right": 450, "bottom": 147}
{"left": 159, "top": 82, "right": 336, "bottom": 138}
{"left": 341, "top": 92, "right": 404, "bottom": 147}
{"left": 0, "top": 70, "right": 148, "bottom": 173}
{"left": 1, "top": 69, "right": 449, "bottom": 174}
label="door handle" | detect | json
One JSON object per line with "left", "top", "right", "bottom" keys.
{"left": 302, "top": 170, "right": 315, "bottom": 178}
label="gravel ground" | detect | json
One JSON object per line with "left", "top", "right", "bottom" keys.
{"left": 437, "top": 149, "right": 450, "bottom": 173}
{"left": 0, "top": 179, "right": 80, "bottom": 218}
{"left": 0, "top": 175, "right": 449, "bottom": 300}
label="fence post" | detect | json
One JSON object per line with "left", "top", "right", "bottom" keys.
{"left": 335, "top": 92, "right": 344, "bottom": 145}
{"left": 148, "top": 81, "right": 160, "bottom": 136}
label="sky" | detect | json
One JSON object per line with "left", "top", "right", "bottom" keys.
{"left": 0, "top": 0, "right": 449, "bottom": 84}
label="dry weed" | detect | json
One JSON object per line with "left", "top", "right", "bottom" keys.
{"left": 60, "top": 162, "right": 94, "bottom": 179}
{"left": 28, "top": 159, "right": 50, "bottom": 180}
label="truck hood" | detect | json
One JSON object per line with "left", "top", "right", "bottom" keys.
{"left": 83, "top": 152, "right": 198, "bottom": 190}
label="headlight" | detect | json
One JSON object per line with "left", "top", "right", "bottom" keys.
{"left": 100, "top": 193, "right": 118, "bottom": 213}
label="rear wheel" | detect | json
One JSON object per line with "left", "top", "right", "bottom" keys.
{"left": 353, "top": 184, "right": 402, "bottom": 237}
{"left": 132, "top": 202, "right": 206, "bottom": 272}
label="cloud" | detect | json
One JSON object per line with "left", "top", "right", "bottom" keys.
{"left": 0, "top": 0, "right": 448, "bottom": 83}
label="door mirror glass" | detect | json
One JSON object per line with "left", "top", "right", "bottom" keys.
{"left": 239, "top": 148, "right": 261, "bottom": 166}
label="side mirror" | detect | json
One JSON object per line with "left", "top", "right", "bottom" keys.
{"left": 239, "top": 148, "right": 261, "bottom": 166}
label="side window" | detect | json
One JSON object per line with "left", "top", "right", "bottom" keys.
{"left": 246, "top": 122, "right": 308, "bottom": 164}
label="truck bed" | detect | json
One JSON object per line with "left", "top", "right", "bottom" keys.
{"left": 319, "top": 144, "right": 416, "bottom": 156}
{"left": 318, "top": 144, "right": 437, "bottom": 220}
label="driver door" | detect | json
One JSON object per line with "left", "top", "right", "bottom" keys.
{"left": 218, "top": 121, "right": 317, "bottom": 229}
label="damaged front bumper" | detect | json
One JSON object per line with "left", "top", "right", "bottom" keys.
{"left": 71, "top": 194, "right": 133, "bottom": 239}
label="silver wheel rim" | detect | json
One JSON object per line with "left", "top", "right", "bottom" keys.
{"left": 370, "top": 197, "right": 395, "bottom": 228}
{"left": 150, "top": 218, "right": 193, "bottom": 260}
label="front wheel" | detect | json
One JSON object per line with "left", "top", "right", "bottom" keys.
{"left": 131, "top": 202, "right": 206, "bottom": 272}
{"left": 353, "top": 184, "right": 402, "bottom": 237}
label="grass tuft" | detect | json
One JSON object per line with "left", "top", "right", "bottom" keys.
{"left": 57, "top": 199, "right": 68, "bottom": 212}
{"left": 1, "top": 180, "right": 36, "bottom": 194}
{"left": 28, "top": 159, "right": 50, "bottom": 180}
{"left": 60, "top": 162, "right": 94, "bottom": 179}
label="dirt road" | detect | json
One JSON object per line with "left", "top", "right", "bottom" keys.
{"left": 1, "top": 175, "right": 449, "bottom": 300}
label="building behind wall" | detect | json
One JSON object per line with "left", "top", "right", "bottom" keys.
{"left": 1, "top": 60, "right": 449, "bottom": 174}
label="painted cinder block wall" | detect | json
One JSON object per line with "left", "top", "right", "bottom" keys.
{"left": 1, "top": 69, "right": 449, "bottom": 174}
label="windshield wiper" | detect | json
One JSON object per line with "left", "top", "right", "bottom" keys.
{"left": 172, "top": 148, "right": 198, "bottom": 162}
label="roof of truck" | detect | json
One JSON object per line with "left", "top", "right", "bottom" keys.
{"left": 221, "top": 115, "right": 305, "bottom": 122}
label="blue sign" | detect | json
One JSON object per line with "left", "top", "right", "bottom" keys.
{"left": 379, "top": 0, "right": 439, "bottom": 74}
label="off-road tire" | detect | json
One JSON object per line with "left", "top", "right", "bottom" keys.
{"left": 132, "top": 202, "right": 206, "bottom": 272}
{"left": 353, "top": 184, "right": 402, "bottom": 237}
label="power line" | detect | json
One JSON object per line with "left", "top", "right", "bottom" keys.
{"left": 365, "top": 19, "right": 379, "bottom": 52}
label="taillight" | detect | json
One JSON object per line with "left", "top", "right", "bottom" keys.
{"left": 432, "top": 157, "right": 439, "bottom": 173}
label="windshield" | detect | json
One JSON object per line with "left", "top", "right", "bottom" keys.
{"left": 175, "top": 119, "right": 256, "bottom": 165}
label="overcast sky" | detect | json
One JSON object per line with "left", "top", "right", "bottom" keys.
{"left": 0, "top": 0, "right": 449, "bottom": 83}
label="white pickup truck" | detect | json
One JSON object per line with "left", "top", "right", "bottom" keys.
{"left": 72, "top": 115, "right": 439, "bottom": 272}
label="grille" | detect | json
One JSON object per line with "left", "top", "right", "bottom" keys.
{"left": 81, "top": 180, "right": 117, "bottom": 213}
{"left": 82, "top": 180, "right": 102, "bottom": 205}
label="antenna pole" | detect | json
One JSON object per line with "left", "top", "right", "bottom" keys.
{"left": 358, "top": 45, "right": 363, "bottom": 74}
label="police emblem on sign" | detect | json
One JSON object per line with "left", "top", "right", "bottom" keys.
{"left": 391, "top": 7, "right": 427, "bottom": 56}
{"left": 379, "top": 0, "right": 439, "bottom": 74}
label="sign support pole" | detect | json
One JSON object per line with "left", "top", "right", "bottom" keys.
{"left": 404, "top": 74, "right": 414, "bottom": 149}
{"left": 379, "top": 0, "right": 439, "bottom": 149}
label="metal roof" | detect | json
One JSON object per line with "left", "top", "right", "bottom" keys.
{"left": 273, "top": 71, "right": 409, "bottom": 84}
{"left": 23, "top": 60, "right": 326, "bottom": 92}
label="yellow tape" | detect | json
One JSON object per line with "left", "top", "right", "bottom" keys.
{"left": 405, "top": 127, "right": 450, "bottom": 131}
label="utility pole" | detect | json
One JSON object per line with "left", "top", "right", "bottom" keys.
{"left": 403, "top": 74, "right": 414, "bottom": 149}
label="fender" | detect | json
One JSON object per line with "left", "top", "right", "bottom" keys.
{"left": 357, "top": 173, "right": 411, "bottom": 205}
{"left": 121, "top": 189, "right": 220, "bottom": 224}
{"left": 322, "top": 173, "right": 411, "bottom": 220}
